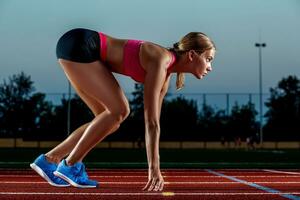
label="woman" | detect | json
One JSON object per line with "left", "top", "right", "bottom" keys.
{"left": 30, "top": 28, "right": 216, "bottom": 191}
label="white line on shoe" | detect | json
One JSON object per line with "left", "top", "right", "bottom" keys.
{"left": 30, "top": 163, "right": 70, "bottom": 187}
{"left": 53, "top": 171, "right": 97, "bottom": 188}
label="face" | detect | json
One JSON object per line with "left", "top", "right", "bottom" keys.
{"left": 187, "top": 49, "right": 215, "bottom": 79}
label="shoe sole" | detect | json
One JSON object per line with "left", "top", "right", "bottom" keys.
{"left": 30, "top": 163, "right": 70, "bottom": 187}
{"left": 53, "top": 171, "right": 98, "bottom": 188}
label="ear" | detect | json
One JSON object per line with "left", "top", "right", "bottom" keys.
{"left": 187, "top": 50, "right": 196, "bottom": 61}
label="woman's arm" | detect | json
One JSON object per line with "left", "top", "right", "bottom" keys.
{"left": 142, "top": 62, "right": 167, "bottom": 192}
{"left": 158, "top": 74, "right": 171, "bottom": 118}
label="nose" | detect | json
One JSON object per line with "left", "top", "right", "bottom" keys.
{"left": 207, "top": 65, "right": 212, "bottom": 72}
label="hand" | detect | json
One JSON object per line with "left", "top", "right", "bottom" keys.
{"left": 143, "top": 168, "right": 164, "bottom": 191}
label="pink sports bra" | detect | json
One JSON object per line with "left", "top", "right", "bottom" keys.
{"left": 99, "top": 32, "right": 176, "bottom": 83}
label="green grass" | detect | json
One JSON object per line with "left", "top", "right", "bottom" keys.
{"left": 0, "top": 148, "right": 299, "bottom": 169}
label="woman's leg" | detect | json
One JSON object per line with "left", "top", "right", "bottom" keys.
{"left": 45, "top": 61, "right": 121, "bottom": 164}
{"left": 45, "top": 123, "right": 89, "bottom": 164}
{"left": 44, "top": 81, "right": 104, "bottom": 164}
{"left": 57, "top": 59, "right": 130, "bottom": 165}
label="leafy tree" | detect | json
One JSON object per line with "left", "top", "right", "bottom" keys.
{"left": 264, "top": 75, "right": 300, "bottom": 140}
{"left": 228, "top": 102, "right": 258, "bottom": 140}
{"left": 0, "top": 72, "right": 54, "bottom": 139}
{"left": 161, "top": 96, "right": 198, "bottom": 141}
{"left": 198, "top": 104, "right": 229, "bottom": 141}
{"left": 198, "top": 102, "right": 258, "bottom": 142}
{"left": 198, "top": 104, "right": 216, "bottom": 140}
{"left": 24, "top": 92, "right": 55, "bottom": 140}
{"left": 130, "top": 83, "right": 144, "bottom": 118}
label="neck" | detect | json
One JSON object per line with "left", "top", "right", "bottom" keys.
{"left": 170, "top": 53, "right": 188, "bottom": 73}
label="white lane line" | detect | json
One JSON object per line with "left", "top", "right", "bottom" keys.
{"left": 263, "top": 170, "right": 300, "bottom": 175}
{"left": 1, "top": 175, "right": 300, "bottom": 178}
{"left": 206, "top": 169, "right": 300, "bottom": 200}
{"left": 1, "top": 192, "right": 300, "bottom": 196}
{"left": 1, "top": 181, "right": 300, "bottom": 184}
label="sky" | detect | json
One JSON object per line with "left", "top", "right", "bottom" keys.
{"left": 0, "top": 0, "right": 300, "bottom": 97}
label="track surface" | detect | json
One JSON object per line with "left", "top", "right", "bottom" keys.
{"left": 0, "top": 169, "right": 300, "bottom": 199}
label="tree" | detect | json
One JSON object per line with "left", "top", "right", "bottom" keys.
{"left": 161, "top": 96, "right": 198, "bottom": 141}
{"left": 23, "top": 92, "right": 55, "bottom": 140}
{"left": 228, "top": 102, "right": 258, "bottom": 141}
{"left": 198, "top": 104, "right": 229, "bottom": 141}
{"left": 129, "top": 83, "right": 144, "bottom": 118}
{"left": 0, "top": 72, "right": 54, "bottom": 139}
{"left": 264, "top": 75, "right": 300, "bottom": 140}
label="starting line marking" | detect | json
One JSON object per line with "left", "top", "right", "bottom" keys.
{"left": 206, "top": 169, "right": 300, "bottom": 200}
{"left": 1, "top": 192, "right": 300, "bottom": 196}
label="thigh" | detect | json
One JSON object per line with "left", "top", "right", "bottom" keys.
{"left": 58, "top": 59, "right": 129, "bottom": 113}
{"left": 69, "top": 78, "right": 105, "bottom": 117}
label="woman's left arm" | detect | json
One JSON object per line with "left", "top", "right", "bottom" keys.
{"left": 142, "top": 62, "right": 168, "bottom": 192}
{"left": 158, "top": 74, "right": 171, "bottom": 118}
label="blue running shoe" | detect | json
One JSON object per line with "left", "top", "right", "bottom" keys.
{"left": 54, "top": 160, "right": 98, "bottom": 188}
{"left": 30, "top": 154, "right": 70, "bottom": 187}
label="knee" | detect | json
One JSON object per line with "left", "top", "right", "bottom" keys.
{"left": 118, "top": 104, "right": 130, "bottom": 121}
{"left": 109, "top": 104, "right": 130, "bottom": 124}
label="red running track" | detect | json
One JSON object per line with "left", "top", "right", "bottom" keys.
{"left": 0, "top": 169, "right": 300, "bottom": 200}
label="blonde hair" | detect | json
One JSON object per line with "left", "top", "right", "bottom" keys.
{"left": 170, "top": 32, "right": 216, "bottom": 90}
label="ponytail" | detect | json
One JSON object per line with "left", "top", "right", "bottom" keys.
{"left": 176, "top": 72, "right": 185, "bottom": 90}
{"left": 171, "top": 42, "right": 185, "bottom": 90}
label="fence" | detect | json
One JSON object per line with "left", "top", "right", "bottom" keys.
{"left": 46, "top": 92, "right": 271, "bottom": 123}
{"left": 2, "top": 91, "right": 299, "bottom": 148}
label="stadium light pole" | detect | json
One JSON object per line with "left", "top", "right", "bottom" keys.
{"left": 255, "top": 42, "right": 266, "bottom": 146}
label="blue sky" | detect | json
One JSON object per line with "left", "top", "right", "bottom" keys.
{"left": 0, "top": 0, "right": 299, "bottom": 95}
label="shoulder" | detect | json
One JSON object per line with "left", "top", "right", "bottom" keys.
{"left": 140, "top": 42, "right": 172, "bottom": 70}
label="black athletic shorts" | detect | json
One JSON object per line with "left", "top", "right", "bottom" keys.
{"left": 56, "top": 28, "right": 101, "bottom": 63}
